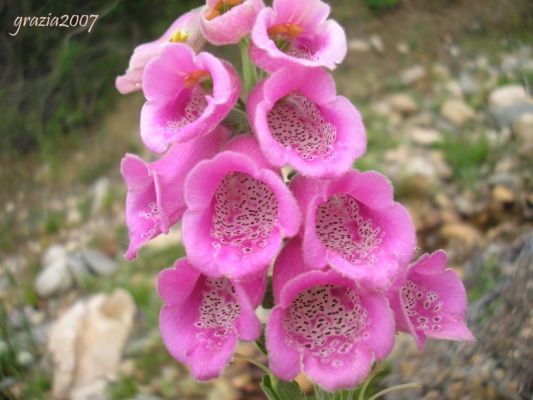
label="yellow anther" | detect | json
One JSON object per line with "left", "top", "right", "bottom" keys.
{"left": 169, "top": 30, "right": 190, "bottom": 43}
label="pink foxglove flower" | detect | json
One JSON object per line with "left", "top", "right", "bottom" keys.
{"left": 121, "top": 126, "right": 229, "bottom": 260}
{"left": 266, "top": 239, "right": 395, "bottom": 391}
{"left": 141, "top": 43, "right": 240, "bottom": 153}
{"left": 248, "top": 66, "right": 366, "bottom": 177}
{"left": 250, "top": 0, "right": 347, "bottom": 72}
{"left": 116, "top": 10, "right": 205, "bottom": 94}
{"left": 292, "top": 170, "right": 416, "bottom": 290}
{"left": 182, "top": 135, "right": 301, "bottom": 279}
{"left": 200, "top": 0, "right": 265, "bottom": 45}
{"left": 387, "top": 250, "right": 475, "bottom": 349}
{"left": 158, "top": 258, "right": 266, "bottom": 380}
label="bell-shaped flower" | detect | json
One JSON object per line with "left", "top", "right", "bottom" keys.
{"left": 292, "top": 170, "right": 416, "bottom": 290}
{"left": 266, "top": 239, "right": 395, "bottom": 391}
{"left": 250, "top": 0, "right": 346, "bottom": 72}
{"left": 158, "top": 258, "right": 266, "bottom": 380}
{"left": 248, "top": 66, "right": 366, "bottom": 178}
{"left": 140, "top": 43, "right": 240, "bottom": 153}
{"left": 121, "top": 126, "right": 229, "bottom": 260}
{"left": 182, "top": 135, "right": 301, "bottom": 280}
{"left": 387, "top": 250, "right": 475, "bottom": 349}
{"left": 200, "top": 0, "right": 265, "bottom": 45}
{"left": 116, "top": 10, "right": 205, "bottom": 94}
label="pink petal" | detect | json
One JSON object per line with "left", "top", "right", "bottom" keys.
{"left": 266, "top": 307, "right": 301, "bottom": 381}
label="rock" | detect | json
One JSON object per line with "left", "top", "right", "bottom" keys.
{"left": 441, "top": 99, "right": 475, "bottom": 126}
{"left": 396, "top": 42, "right": 409, "bottom": 54}
{"left": 82, "top": 249, "right": 117, "bottom": 276}
{"left": 348, "top": 38, "right": 371, "bottom": 52}
{"left": 512, "top": 113, "right": 533, "bottom": 157}
{"left": 91, "top": 177, "right": 111, "bottom": 215}
{"left": 389, "top": 93, "right": 418, "bottom": 115}
{"left": 491, "top": 102, "right": 533, "bottom": 128}
{"left": 48, "top": 289, "right": 136, "bottom": 399}
{"left": 16, "top": 351, "right": 34, "bottom": 367}
{"left": 443, "top": 80, "right": 463, "bottom": 99}
{"left": 369, "top": 34, "right": 384, "bottom": 53}
{"left": 491, "top": 185, "right": 515, "bottom": 205}
{"left": 67, "top": 253, "right": 91, "bottom": 284}
{"left": 410, "top": 127, "right": 441, "bottom": 146}
{"left": 42, "top": 244, "right": 67, "bottom": 267}
{"left": 459, "top": 73, "right": 479, "bottom": 96}
{"left": 35, "top": 246, "right": 72, "bottom": 297}
{"left": 70, "top": 379, "right": 107, "bottom": 400}
{"left": 489, "top": 84, "right": 529, "bottom": 109}
{"left": 440, "top": 222, "right": 482, "bottom": 250}
{"left": 401, "top": 65, "right": 425, "bottom": 85}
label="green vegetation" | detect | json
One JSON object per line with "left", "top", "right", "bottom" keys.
{"left": 365, "top": 0, "right": 399, "bottom": 12}
{"left": 1, "top": 0, "right": 202, "bottom": 156}
{"left": 434, "top": 132, "right": 490, "bottom": 187}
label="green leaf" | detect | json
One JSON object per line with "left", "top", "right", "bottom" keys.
{"left": 261, "top": 375, "right": 281, "bottom": 400}
{"left": 255, "top": 329, "right": 268, "bottom": 356}
{"left": 261, "top": 276, "right": 275, "bottom": 309}
{"left": 274, "top": 378, "right": 305, "bottom": 400}
{"left": 260, "top": 375, "right": 306, "bottom": 400}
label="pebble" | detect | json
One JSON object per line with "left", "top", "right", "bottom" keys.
{"left": 82, "top": 249, "right": 117, "bottom": 276}
{"left": 401, "top": 64, "right": 426, "bottom": 85}
{"left": 512, "top": 113, "right": 533, "bottom": 157}
{"left": 441, "top": 99, "right": 475, "bottom": 126}
{"left": 489, "top": 84, "right": 530, "bottom": 109}
{"left": 410, "top": 127, "right": 441, "bottom": 146}
{"left": 348, "top": 38, "right": 371, "bottom": 52}
{"left": 389, "top": 93, "right": 418, "bottom": 115}
{"left": 369, "top": 34, "right": 384, "bottom": 53}
{"left": 35, "top": 254, "right": 72, "bottom": 298}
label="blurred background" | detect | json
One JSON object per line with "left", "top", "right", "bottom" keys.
{"left": 1, "top": 0, "right": 532, "bottom": 398}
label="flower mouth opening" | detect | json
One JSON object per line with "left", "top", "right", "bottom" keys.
{"left": 194, "top": 277, "right": 241, "bottom": 349}
{"left": 209, "top": 172, "right": 279, "bottom": 260}
{"left": 205, "top": 0, "right": 245, "bottom": 21}
{"left": 316, "top": 194, "right": 384, "bottom": 265}
{"left": 402, "top": 280, "right": 443, "bottom": 334}
{"left": 267, "top": 92, "right": 337, "bottom": 161}
{"left": 283, "top": 284, "right": 369, "bottom": 365}
{"left": 184, "top": 70, "right": 212, "bottom": 90}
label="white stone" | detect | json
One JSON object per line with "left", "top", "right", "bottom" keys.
{"left": 369, "top": 34, "right": 384, "bottom": 53}
{"left": 489, "top": 84, "right": 530, "bottom": 109}
{"left": 48, "top": 289, "right": 136, "bottom": 399}
{"left": 35, "top": 257, "right": 72, "bottom": 298}
{"left": 82, "top": 249, "right": 117, "bottom": 276}
{"left": 91, "top": 177, "right": 111, "bottom": 215}
{"left": 513, "top": 113, "right": 533, "bottom": 157}
{"left": 441, "top": 99, "right": 475, "bottom": 126}
{"left": 389, "top": 93, "right": 418, "bottom": 115}
{"left": 396, "top": 42, "right": 409, "bottom": 54}
{"left": 348, "top": 38, "right": 371, "bottom": 52}
{"left": 401, "top": 65, "right": 425, "bottom": 85}
{"left": 410, "top": 127, "right": 442, "bottom": 146}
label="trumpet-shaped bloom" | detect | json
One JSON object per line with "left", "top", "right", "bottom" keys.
{"left": 266, "top": 239, "right": 395, "bottom": 391}
{"left": 292, "top": 171, "right": 416, "bottom": 290}
{"left": 158, "top": 258, "right": 266, "bottom": 380}
{"left": 387, "top": 250, "right": 475, "bottom": 349}
{"left": 116, "top": 10, "right": 205, "bottom": 94}
{"left": 141, "top": 43, "right": 240, "bottom": 153}
{"left": 121, "top": 126, "right": 229, "bottom": 260}
{"left": 182, "top": 135, "right": 301, "bottom": 279}
{"left": 250, "top": 0, "right": 346, "bottom": 72}
{"left": 201, "top": 0, "right": 265, "bottom": 45}
{"left": 248, "top": 66, "right": 366, "bottom": 178}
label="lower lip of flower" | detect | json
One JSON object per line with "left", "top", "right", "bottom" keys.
{"left": 205, "top": 0, "right": 245, "bottom": 21}
{"left": 184, "top": 70, "right": 211, "bottom": 89}
{"left": 169, "top": 29, "right": 190, "bottom": 43}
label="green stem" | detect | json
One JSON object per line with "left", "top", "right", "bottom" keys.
{"left": 366, "top": 383, "right": 421, "bottom": 400}
{"left": 233, "top": 352, "right": 271, "bottom": 375}
{"left": 359, "top": 362, "right": 383, "bottom": 400}
{"left": 240, "top": 38, "right": 256, "bottom": 100}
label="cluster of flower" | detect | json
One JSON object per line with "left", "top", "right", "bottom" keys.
{"left": 117, "top": 0, "right": 474, "bottom": 391}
